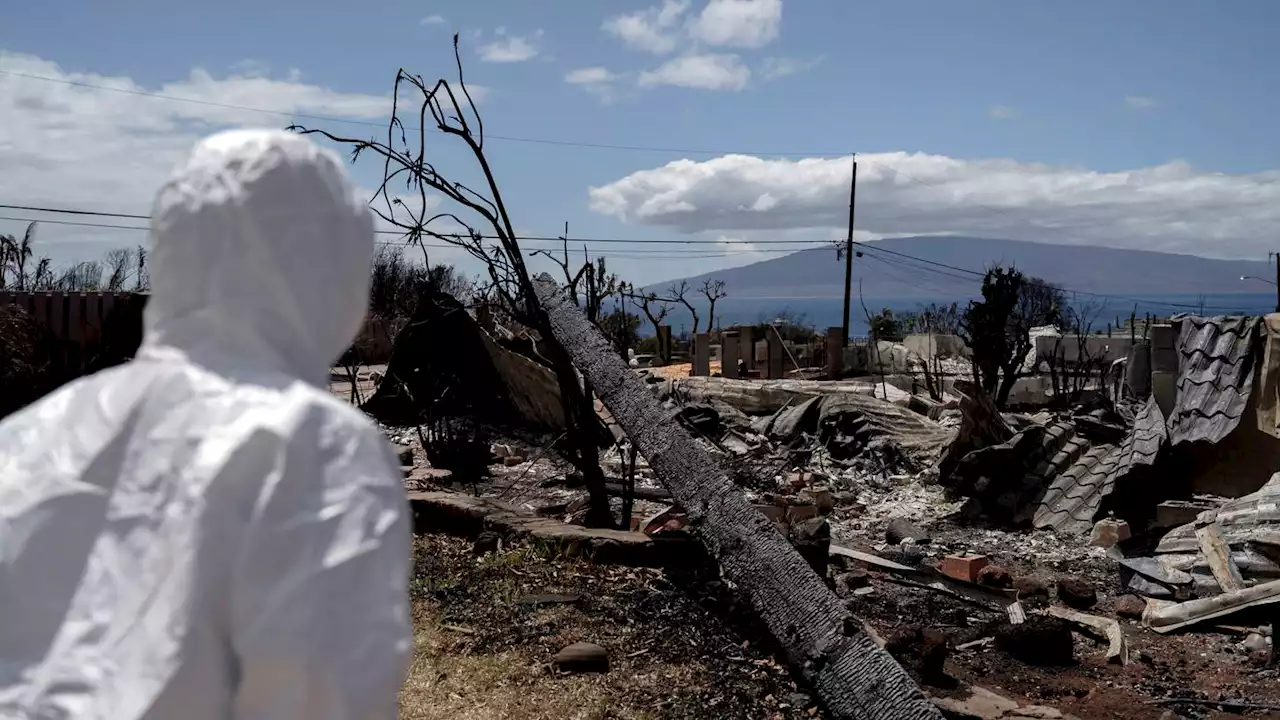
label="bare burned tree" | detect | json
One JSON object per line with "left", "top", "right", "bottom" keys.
{"left": 700, "top": 278, "right": 727, "bottom": 332}
{"left": 132, "top": 246, "right": 150, "bottom": 292}
{"left": 102, "top": 247, "right": 136, "bottom": 292}
{"left": 1044, "top": 297, "right": 1109, "bottom": 408}
{"left": 289, "top": 35, "right": 616, "bottom": 527}
{"left": 669, "top": 280, "right": 700, "bottom": 334}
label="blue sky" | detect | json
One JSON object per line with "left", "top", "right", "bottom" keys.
{"left": 2, "top": 0, "right": 1278, "bottom": 287}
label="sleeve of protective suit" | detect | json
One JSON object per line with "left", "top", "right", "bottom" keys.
{"left": 229, "top": 408, "right": 413, "bottom": 720}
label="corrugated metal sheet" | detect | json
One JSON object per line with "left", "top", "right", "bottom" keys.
{"left": 1033, "top": 396, "right": 1167, "bottom": 534}
{"left": 1167, "top": 315, "right": 1260, "bottom": 446}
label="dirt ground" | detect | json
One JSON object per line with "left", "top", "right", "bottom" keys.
{"left": 401, "top": 533, "right": 822, "bottom": 720}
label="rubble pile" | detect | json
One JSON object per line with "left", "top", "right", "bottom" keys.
{"left": 372, "top": 305, "right": 1280, "bottom": 716}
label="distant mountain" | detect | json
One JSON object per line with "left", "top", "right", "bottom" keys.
{"left": 649, "top": 236, "right": 1275, "bottom": 301}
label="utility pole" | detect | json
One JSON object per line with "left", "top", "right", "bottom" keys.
{"left": 840, "top": 154, "right": 858, "bottom": 347}
{"left": 1273, "top": 252, "right": 1279, "bottom": 313}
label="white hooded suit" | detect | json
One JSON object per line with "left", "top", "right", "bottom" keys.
{"left": 0, "top": 130, "right": 413, "bottom": 719}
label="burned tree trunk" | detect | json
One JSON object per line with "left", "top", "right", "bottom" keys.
{"left": 535, "top": 276, "right": 940, "bottom": 720}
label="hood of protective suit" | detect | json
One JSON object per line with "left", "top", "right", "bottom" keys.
{"left": 140, "top": 129, "right": 374, "bottom": 385}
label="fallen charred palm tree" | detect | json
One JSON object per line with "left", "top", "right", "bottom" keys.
{"left": 290, "top": 36, "right": 613, "bottom": 527}
{"left": 535, "top": 276, "right": 941, "bottom": 720}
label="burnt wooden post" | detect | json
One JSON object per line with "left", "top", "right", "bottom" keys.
{"left": 535, "top": 276, "right": 941, "bottom": 720}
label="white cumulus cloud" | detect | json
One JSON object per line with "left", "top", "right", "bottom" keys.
{"left": 637, "top": 53, "right": 750, "bottom": 91}
{"left": 602, "top": 0, "right": 691, "bottom": 54}
{"left": 688, "top": 0, "right": 783, "bottom": 49}
{"left": 1126, "top": 95, "right": 1157, "bottom": 110}
{"left": 420, "top": 14, "right": 446, "bottom": 26}
{"left": 0, "top": 51, "right": 403, "bottom": 258}
{"left": 988, "top": 105, "right": 1016, "bottom": 120}
{"left": 477, "top": 29, "right": 543, "bottom": 63}
{"left": 587, "top": 152, "right": 1280, "bottom": 259}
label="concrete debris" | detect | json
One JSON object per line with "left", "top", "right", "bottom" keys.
{"left": 1056, "top": 577, "right": 1098, "bottom": 610}
{"left": 1089, "top": 518, "right": 1131, "bottom": 548}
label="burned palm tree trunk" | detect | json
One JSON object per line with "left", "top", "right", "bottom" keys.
{"left": 536, "top": 276, "right": 940, "bottom": 720}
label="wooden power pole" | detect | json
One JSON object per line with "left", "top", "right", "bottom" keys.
{"left": 1273, "top": 252, "right": 1279, "bottom": 313}
{"left": 840, "top": 155, "right": 858, "bottom": 346}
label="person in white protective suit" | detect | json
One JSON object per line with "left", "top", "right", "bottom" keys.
{"left": 0, "top": 130, "right": 413, "bottom": 719}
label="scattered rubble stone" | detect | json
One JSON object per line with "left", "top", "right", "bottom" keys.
{"left": 1244, "top": 633, "right": 1270, "bottom": 653}
{"left": 833, "top": 570, "right": 870, "bottom": 597}
{"left": 886, "top": 626, "right": 954, "bottom": 686}
{"left": 1090, "top": 518, "right": 1132, "bottom": 548}
{"left": 1057, "top": 577, "right": 1098, "bottom": 610}
{"left": 789, "top": 517, "right": 830, "bottom": 577}
{"left": 473, "top": 531, "right": 501, "bottom": 556}
{"left": 1012, "top": 575, "right": 1051, "bottom": 602}
{"left": 976, "top": 565, "right": 1013, "bottom": 589}
{"left": 886, "top": 517, "right": 931, "bottom": 545}
{"left": 1113, "top": 594, "right": 1147, "bottom": 619}
{"left": 995, "top": 616, "right": 1075, "bottom": 666}
{"left": 397, "top": 447, "right": 415, "bottom": 466}
{"left": 939, "top": 554, "right": 990, "bottom": 583}
{"left": 1249, "top": 647, "right": 1273, "bottom": 667}
{"left": 553, "top": 641, "right": 610, "bottom": 674}
{"left": 800, "top": 486, "right": 835, "bottom": 515}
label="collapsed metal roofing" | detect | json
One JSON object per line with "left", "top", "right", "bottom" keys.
{"left": 1034, "top": 315, "right": 1260, "bottom": 534}
{"left": 1033, "top": 396, "right": 1166, "bottom": 534}
{"left": 1166, "top": 315, "right": 1260, "bottom": 446}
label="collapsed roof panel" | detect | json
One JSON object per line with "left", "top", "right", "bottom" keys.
{"left": 1033, "top": 396, "right": 1166, "bottom": 534}
{"left": 1167, "top": 315, "right": 1260, "bottom": 446}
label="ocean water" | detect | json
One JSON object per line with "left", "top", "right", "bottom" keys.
{"left": 640, "top": 293, "right": 1278, "bottom": 338}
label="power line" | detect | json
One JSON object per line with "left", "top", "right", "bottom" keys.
{"left": 2, "top": 204, "right": 1262, "bottom": 311}
{"left": 0, "top": 69, "right": 844, "bottom": 158}
{"left": 0, "top": 214, "right": 814, "bottom": 259}
{"left": 0, "top": 203, "right": 829, "bottom": 246}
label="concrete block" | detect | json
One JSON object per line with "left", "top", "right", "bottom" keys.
{"left": 767, "top": 331, "right": 785, "bottom": 379}
{"left": 939, "top": 554, "right": 990, "bottom": 583}
{"left": 739, "top": 327, "right": 755, "bottom": 370}
{"left": 721, "top": 332, "right": 740, "bottom": 379}
{"left": 692, "top": 333, "right": 711, "bottom": 376}
{"left": 1090, "top": 518, "right": 1132, "bottom": 548}
{"left": 826, "top": 326, "right": 843, "bottom": 379}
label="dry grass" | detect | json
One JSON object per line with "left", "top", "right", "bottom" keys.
{"left": 399, "top": 534, "right": 820, "bottom": 720}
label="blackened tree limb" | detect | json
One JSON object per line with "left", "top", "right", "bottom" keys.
{"left": 535, "top": 275, "right": 941, "bottom": 720}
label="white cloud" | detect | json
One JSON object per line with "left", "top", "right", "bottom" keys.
{"left": 565, "top": 67, "right": 626, "bottom": 102}
{"left": 587, "top": 151, "right": 1280, "bottom": 259}
{"left": 759, "top": 55, "right": 820, "bottom": 80}
{"left": 638, "top": 53, "right": 750, "bottom": 91}
{"left": 688, "top": 0, "right": 783, "bottom": 49}
{"left": 1126, "top": 95, "right": 1157, "bottom": 110}
{"left": 477, "top": 29, "right": 543, "bottom": 63}
{"left": 0, "top": 51, "right": 398, "bottom": 254}
{"left": 988, "top": 105, "right": 1016, "bottom": 120}
{"left": 602, "top": 0, "right": 690, "bottom": 54}
{"left": 420, "top": 14, "right": 446, "bottom": 26}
